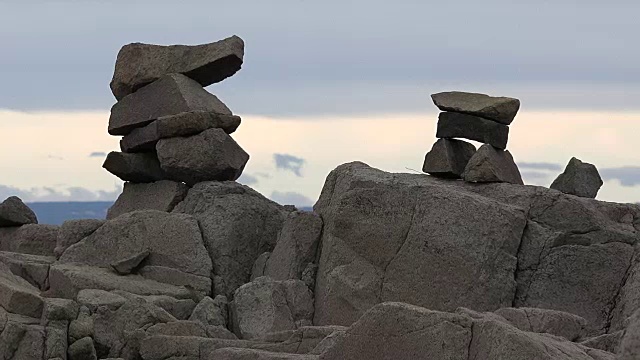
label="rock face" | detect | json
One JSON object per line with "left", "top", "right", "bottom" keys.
{"left": 0, "top": 261, "right": 43, "bottom": 317}
{"left": 156, "top": 128, "right": 249, "bottom": 185}
{"left": 55, "top": 219, "right": 105, "bottom": 258}
{"left": 108, "top": 73, "right": 232, "bottom": 136}
{"left": 0, "top": 196, "right": 37, "bottom": 227}
{"left": 462, "top": 144, "right": 524, "bottom": 184}
{"left": 0, "top": 224, "right": 59, "bottom": 256}
{"left": 620, "top": 309, "right": 640, "bottom": 359}
{"left": 436, "top": 111, "right": 510, "bottom": 149}
{"left": 494, "top": 307, "right": 587, "bottom": 341}
{"left": 106, "top": 181, "right": 189, "bottom": 219}
{"left": 431, "top": 91, "right": 521, "bottom": 125}
{"left": 110, "top": 35, "right": 244, "bottom": 100}
{"left": 102, "top": 151, "right": 164, "bottom": 183}
{"left": 421, "top": 138, "right": 476, "bottom": 178}
{"left": 551, "top": 157, "right": 604, "bottom": 198}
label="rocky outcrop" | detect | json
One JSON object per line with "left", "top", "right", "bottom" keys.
{"left": 0, "top": 224, "right": 58, "bottom": 256}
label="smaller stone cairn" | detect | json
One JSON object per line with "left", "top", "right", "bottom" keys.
{"left": 423, "top": 91, "right": 524, "bottom": 184}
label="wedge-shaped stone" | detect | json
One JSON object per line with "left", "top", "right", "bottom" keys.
{"left": 463, "top": 144, "right": 523, "bottom": 184}
{"left": 436, "top": 111, "right": 509, "bottom": 149}
{"left": 0, "top": 224, "right": 58, "bottom": 256}
{"left": 110, "top": 35, "right": 244, "bottom": 100}
{"left": 0, "top": 196, "right": 37, "bottom": 227}
{"left": 422, "top": 138, "right": 476, "bottom": 178}
{"left": 110, "top": 249, "right": 150, "bottom": 275}
{"left": 156, "top": 128, "right": 249, "bottom": 185}
{"left": 107, "top": 181, "right": 189, "bottom": 220}
{"left": 0, "top": 251, "right": 54, "bottom": 290}
{"left": 189, "top": 295, "right": 228, "bottom": 328}
{"left": 55, "top": 219, "right": 104, "bottom": 258}
{"left": 120, "top": 111, "right": 241, "bottom": 153}
{"left": 551, "top": 157, "right": 603, "bottom": 198}
{"left": 0, "top": 261, "right": 43, "bottom": 318}
{"left": 431, "top": 91, "right": 520, "bottom": 125}
{"left": 108, "top": 73, "right": 232, "bottom": 135}
{"left": 102, "top": 151, "right": 164, "bottom": 183}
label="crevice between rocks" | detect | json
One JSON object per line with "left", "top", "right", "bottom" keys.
{"left": 604, "top": 248, "right": 636, "bottom": 333}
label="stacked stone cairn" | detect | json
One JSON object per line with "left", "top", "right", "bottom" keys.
{"left": 422, "top": 91, "right": 524, "bottom": 184}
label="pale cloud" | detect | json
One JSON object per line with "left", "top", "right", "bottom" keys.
{"left": 600, "top": 167, "right": 640, "bottom": 187}
{"left": 89, "top": 151, "right": 107, "bottom": 157}
{"left": 0, "top": 184, "right": 122, "bottom": 202}
{"left": 518, "top": 162, "right": 562, "bottom": 171}
{"left": 274, "top": 153, "right": 306, "bottom": 177}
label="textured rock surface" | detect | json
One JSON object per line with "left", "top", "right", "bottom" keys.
{"left": 0, "top": 224, "right": 59, "bottom": 256}
{"left": 120, "top": 111, "right": 241, "bottom": 152}
{"left": 110, "top": 35, "right": 244, "bottom": 100}
{"left": 0, "top": 314, "right": 46, "bottom": 360}
{"left": 55, "top": 219, "right": 104, "bottom": 258}
{"left": 156, "top": 128, "right": 249, "bottom": 185}
{"left": 462, "top": 144, "right": 524, "bottom": 184}
{"left": 421, "top": 138, "right": 476, "bottom": 178}
{"left": 110, "top": 249, "right": 150, "bottom": 275}
{"left": 551, "top": 157, "right": 604, "bottom": 198}
{"left": 102, "top": 151, "right": 164, "bottom": 183}
{"left": 436, "top": 111, "right": 510, "bottom": 149}
{"left": 210, "top": 348, "right": 318, "bottom": 359}
{"left": 0, "top": 261, "right": 43, "bottom": 317}
{"left": 0, "top": 196, "right": 37, "bottom": 227}
{"left": 42, "top": 297, "right": 79, "bottom": 322}
{"left": 108, "top": 73, "right": 232, "bottom": 135}
{"left": 620, "top": 309, "right": 640, "bottom": 360}
{"left": 189, "top": 295, "right": 228, "bottom": 327}
{"left": 494, "top": 307, "right": 587, "bottom": 341}
{"left": 0, "top": 251, "right": 54, "bottom": 289}
{"left": 68, "top": 336, "right": 97, "bottom": 360}
{"left": 45, "top": 320, "right": 68, "bottom": 359}
{"left": 107, "top": 181, "right": 189, "bottom": 220}
{"left": 173, "top": 181, "right": 285, "bottom": 298}
{"left": 431, "top": 91, "right": 521, "bottom": 124}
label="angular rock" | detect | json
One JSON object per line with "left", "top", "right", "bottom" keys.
{"left": 263, "top": 211, "right": 322, "bottom": 281}
{"left": 0, "top": 316, "right": 46, "bottom": 360}
{"left": 251, "top": 252, "right": 271, "bottom": 281}
{"left": 463, "top": 144, "right": 524, "bottom": 184}
{"left": 145, "top": 320, "right": 206, "bottom": 337}
{"left": 431, "top": 91, "right": 521, "bottom": 124}
{"left": 436, "top": 111, "right": 510, "bottom": 149}
{"left": 69, "top": 307, "right": 94, "bottom": 343}
{"left": 120, "top": 111, "right": 242, "bottom": 152}
{"left": 109, "top": 291, "right": 197, "bottom": 321}
{"left": 0, "top": 196, "right": 37, "bottom": 227}
{"left": 138, "top": 265, "right": 211, "bottom": 294}
{"left": 620, "top": 309, "right": 640, "bottom": 360}
{"left": 76, "top": 289, "right": 126, "bottom": 313}
{"left": 173, "top": 181, "right": 285, "bottom": 298}
{"left": 108, "top": 73, "right": 232, "bottom": 135}
{"left": 421, "top": 138, "right": 476, "bottom": 178}
{"left": 581, "top": 331, "right": 623, "bottom": 354}
{"left": 0, "top": 224, "right": 58, "bottom": 256}
{"left": 110, "top": 35, "right": 244, "bottom": 100}
{"left": 55, "top": 219, "right": 105, "bottom": 258}
{"left": 42, "top": 298, "right": 79, "bottom": 323}
{"left": 0, "top": 261, "right": 43, "bottom": 318}
{"left": 102, "top": 151, "right": 164, "bottom": 183}
{"left": 0, "top": 251, "right": 54, "bottom": 290}
{"left": 107, "top": 181, "right": 189, "bottom": 220}
{"left": 494, "top": 307, "right": 587, "bottom": 341}
{"left": 68, "top": 336, "right": 97, "bottom": 360}
{"left": 207, "top": 325, "right": 239, "bottom": 340}
{"left": 231, "top": 277, "right": 314, "bottom": 339}
{"left": 610, "top": 251, "right": 640, "bottom": 332}
{"left": 189, "top": 295, "right": 228, "bottom": 327}
{"left": 45, "top": 320, "right": 68, "bottom": 359}
{"left": 550, "top": 157, "right": 603, "bottom": 198}
{"left": 156, "top": 128, "right": 249, "bottom": 185}
{"left": 110, "top": 249, "right": 149, "bottom": 275}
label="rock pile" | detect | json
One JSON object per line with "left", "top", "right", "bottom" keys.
{"left": 423, "top": 91, "right": 524, "bottom": 184}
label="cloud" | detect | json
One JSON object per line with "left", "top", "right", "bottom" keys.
{"left": 274, "top": 153, "right": 305, "bottom": 177}
{"left": 237, "top": 173, "right": 259, "bottom": 186}
{"left": 518, "top": 162, "right": 562, "bottom": 171}
{"left": 89, "top": 151, "right": 107, "bottom": 157}
{"left": 47, "top": 154, "right": 64, "bottom": 160}
{"left": 520, "top": 171, "right": 552, "bottom": 181}
{"left": 600, "top": 167, "right": 640, "bottom": 187}
{"left": 270, "top": 191, "right": 314, "bottom": 207}
{"left": 0, "top": 184, "right": 122, "bottom": 202}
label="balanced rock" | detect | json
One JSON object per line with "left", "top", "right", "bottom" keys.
{"left": 422, "top": 138, "right": 476, "bottom": 178}
{"left": 102, "top": 151, "right": 164, "bottom": 183}
{"left": 431, "top": 91, "right": 520, "bottom": 125}
{"left": 106, "top": 180, "right": 189, "bottom": 220}
{"left": 550, "top": 157, "right": 603, "bottom": 198}
{"left": 110, "top": 35, "right": 244, "bottom": 101}
{"left": 120, "top": 111, "right": 241, "bottom": 153}
{"left": 463, "top": 144, "right": 524, "bottom": 184}
{"left": 108, "top": 73, "right": 232, "bottom": 136}
{"left": 436, "top": 111, "right": 509, "bottom": 149}
{"left": 0, "top": 196, "right": 37, "bottom": 227}
{"left": 156, "top": 128, "right": 249, "bottom": 185}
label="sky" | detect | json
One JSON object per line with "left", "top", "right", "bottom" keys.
{"left": 1, "top": 1, "right": 640, "bottom": 206}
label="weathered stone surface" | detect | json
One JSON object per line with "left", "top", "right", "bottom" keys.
{"left": 0, "top": 316, "right": 45, "bottom": 360}
{"left": 68, "top": 336, "right": 97, "bottom": 360}
{"left": 76, "top": 289, "right": 126, "bottom": 313}
{"left": 494, "top": 307, "right": 587, "bottom": 341}
{"left": 264, "top": 211, "right": 322, "bottom": 281}
{"left": 463, "top": 144, "right": 524, "bottom": 184}
{"left": 610, "top": 250, "right": 640, "bottom": 332}
{"left": 120, "top": 111, "right": 242, "bottom": 152}
{"left": 173, "top": 181, "right": 285, "bottom": 298}
{"left": 45, "top": 320, "right": 68, "bottom": 359}
{"left": 309, "top": 329, "right": 346, "bottom": 355}
{"left": 102, "top": 151, "right": 164, "bottom": 183}
{"left": 109, "top": 73, "right": 232, "bottom": 135}
{"left": 189, "top": 295, "right": 228, "bottom": 327}
{"left": 110, "top": 249, "right": 150, "bottom": 275}
{"left": 431, "top": 91, "right": 521, "bottom": 124}
{"left": 0, "top": 261, "right": 43, "bottom": 318}
{"left": 55, "top": 219, "right": 104, "bottom": 258}
{"left": 0, "top": 251, "right": 54, "bottom": 289}
{"left": 156, "top": 128, "right": 249, "bottom": 185}
{"left": 320, "top": 302, "right": 472, "bottom": 360}
{"left": 0, "top": 196, "right": 37, "bottom": 227}
{"left": 107, "top": 181, "right": 189, "bottom": 220}
{"left": 581, "top": 331, "right": 623, "bottom": 354}
{"left": 110, "top": 35, "right": 244, "bottom": 101}
{"left": 231, "top": 277, "right": 314, "bottom": 339}
{"left": 0, "top": 224, "right": 58, "bottom": 256}
{"left": 60, "top": 210, "right": 211, "bottom": 279}
{"left": 260, "top": 326, "right": 347, "bottom": 355}
{"left": 251, "top": 252, "right": 271, "bottom": 281}
{"left": 111, "top": 292, "right": 197, "bottom": 321}
{"left": 145, "top": 320, "right": 206, "bottom": 337}
{"left": 42, "top": 297, "right": 79, "bottom": 322}
{"left": 138, "top": 265, "right": 211, "bottom": 294}
{"left": 210, "top": 348, "right": 318, "bottom": 359}
{"left": 207, "top": 325, "right": 239, "bottom": 340}
{"left": 436, "top": 111, "right": 510, "bottom": 149}
{"left": 551, "top": 157, "right": 604, "bottom": 198}
{"left": 139, "top": 335, "right": 204, "bottom": 360}
{"left": 620, "top": 309, "right": 640, "bottom": 360}
{"left": 69, "top": 307, "right": 94, "bottom": 343}
{"left": 422, "top": 138, "right": 476, "bottom": 179}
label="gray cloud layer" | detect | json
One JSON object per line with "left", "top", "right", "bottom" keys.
{"left": 0, "top": 184, "right": 122, "bottom": 202}
{"left": 274, "top": 153, "right": 306, "bottom": 177}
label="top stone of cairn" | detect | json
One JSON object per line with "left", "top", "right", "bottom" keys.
{"left": 431, "top": 91, "right": 520, "bottom": 125}
{"left": 110, "top": 35, "right": 244, "bottom": 100}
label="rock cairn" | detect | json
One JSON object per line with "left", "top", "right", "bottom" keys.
{"left": 422, "top": 91, "right": 524, "bottom": 184}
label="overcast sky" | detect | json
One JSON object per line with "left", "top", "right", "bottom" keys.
{"left": 1, "top": 1, "right": 640, "bottom": 206}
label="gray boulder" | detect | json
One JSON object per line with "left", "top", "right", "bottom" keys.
{"left": 107, "top": 180, "right": 189, "bottom": 220}
{"left": 462, "top": 144, "right": 524, "bottom": 184}
{"left": 55, "top": 219, "right": 104, "bottom": 258}
{"left": 108, "top": 73, "right": 232, "bottom": 135}
{"left": 110, "top": 249, "right": 150, "bottom": 275}
{"left": 610, "top": 251, "right": 640, "bottom": 332}
{"left": 436, "top": 111, "right": 509, "bottom": 149}
{"left": 110, "top": 35, "right": 244, "bottom": 100}
{"left": 620, "top": 309, "right": 640, "bottom": 360}
{"left": 0, "top": 224, "right": 58, "bottom": 256}
{"left": 138, "top": 265, "right": 211, "bottom": 294}
{"left": 156, "top": 128, "right": 249, "bottom": 185}
{"left": 0, "top": 314, "right": 46, "bottom": 360}
{"left": 69, "top": 306, "right": 94, "bottom": 343}
{"left": 0, "top": 261, "right": 43, "bottom": 318}
{"left": 45, "top": 319, "right": 68, "bottom": 359}
{"left": 431, "top": 91, "right": 521, "bottom": 124}
{"left": 494, "top": 307, "right": 587, "bottom": 341}
{"left": 68, "top": 336, "right": 97, "bottom": 360}
{"left": 189, "top": 295, "right": 228, "bottom": 327}
{"left": 0, "top": 251, "right": 54, "bottom": 290}
{"left": 421, "top": 138, "right": 476, "bottom": 178}
{"left": 76, "top": 289, "right": 127, "bottom": 313}
{"left": 102, "top": 151, "right": 164, "bottom": 183}
{"left": 0, "top": 196, "right": 37, "bottom": 227}
{"left": 251, "top": 252, "right": 271, "bottom": 281}
{"left": 173, "top": 181, "right": 285, "bottom": 298}
{"left": 110, "top": 291, "right": 197, "bottom": 321}
{"left": 581, "top": 331, "right": 623, "bottom": 354}
{"left": 550, "top": 157, "right": 603, "bottom": 198}
{"left": 42, "top": 297, "right": 79, "bottom": 323}
{"left": 145, "top": 320, "right": 206, "bottom": 337}
{"left": 120, "top": 111, "right": 241, "bottom": 152}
